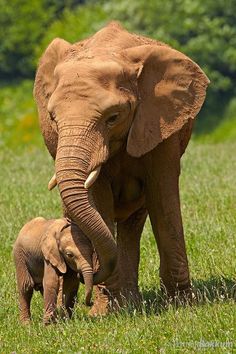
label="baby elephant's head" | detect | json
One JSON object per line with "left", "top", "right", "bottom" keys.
{"left": 42, "top": 219, "right": 94, "bottom": 305}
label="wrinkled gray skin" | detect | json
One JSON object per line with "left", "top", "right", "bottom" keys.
{"left": 13, "top": 217, "right": 94, "bottom": 324}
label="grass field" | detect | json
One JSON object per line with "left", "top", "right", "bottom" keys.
{"left": 0, "top": 141, "right": 235, "bottom": 353}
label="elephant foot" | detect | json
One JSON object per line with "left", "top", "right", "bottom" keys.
{"left": 120, "top": 287, "right": 142, "bottom": 309}
{"left": 161, "top": 282, "right": 193, "bottom": 306}
{"left": 89, "top": 299, "right": 110, "bottom": 317}
{"left": 43, "top": 311, "right": 58, "bottom": 325}
{"left": 89, "top": 286, "right": 143, "bottom": 316}
{"left": 56, "top": 305, "right": 71, "bottom": 321}
{"left": 43, "top": 317, "right": 57, "bottom": 325}
{"left": 20, "top": 316, "right": 31, "bottom": 325}
{"left": 89, "top": 285, "right": 121, "bottom": 317}
{"left": 20, "top": 310, "right": 31, "bottom": 325}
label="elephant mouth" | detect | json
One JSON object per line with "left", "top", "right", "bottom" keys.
{"left": 84, "top": 165, "right": 101, "bottom": 189}
{"left": 48, "top": 165, "right": 101, "bottom": 191}
{"left": 48, "top": 173, "right": 57, "bottom": 191}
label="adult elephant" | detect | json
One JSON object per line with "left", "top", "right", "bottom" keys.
{"left": 34, "top": 22, "right": 209, "bottom": 315}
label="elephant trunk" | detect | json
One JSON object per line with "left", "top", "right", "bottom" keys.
{"left": 56, "top": 121, "right": 117, "bottom": 284}
{"left": 80, "top": 263, "right": 93, "bottom": 306}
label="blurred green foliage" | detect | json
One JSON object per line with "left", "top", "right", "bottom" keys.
{"left": 35, "top": 3, "right": 108, "bottom": 57}
{"left": 0, "top": 81, "right": 42, "bottom": 148}
{"left": 0, "top": 0, "right": 55, "bottom": 79}
{"left": 198, "top": 99, "right": 236, "bottom": 143}
{"left": 0, "top": 0, "right": 83, "bottom": 78}
{"left": 0, "top": 0, "right": 236, "bottom": 147}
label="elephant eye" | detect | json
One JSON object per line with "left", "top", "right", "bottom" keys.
{"left": 49, "top": 111, "right": 56, "bottom": 121}
{"left": 106, "top": 113, "right": 120, "bottom": 127}
{"left": 65, "top": 252, "right": 74, "bottom": 258}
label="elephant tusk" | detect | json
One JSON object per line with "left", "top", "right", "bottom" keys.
{"left": 48, "top": 173, "right": 57, "bottom": 191}
{"left": 84, "top": 166, "right": 101, "bottom": 189}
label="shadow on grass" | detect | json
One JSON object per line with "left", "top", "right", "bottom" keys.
{"left": 139, "top": 277, "right": 236, "bottom": 316}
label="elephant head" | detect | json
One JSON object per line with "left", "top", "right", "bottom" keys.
{"left": 34, "top": 24, "right": 209, "bottom": 284}
{"left": 41, "top": 219, "right": 94, "bottom": 305}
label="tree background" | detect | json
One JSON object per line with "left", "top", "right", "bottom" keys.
{"left": 1, "top": 0, "right": 235, "bottom": 147}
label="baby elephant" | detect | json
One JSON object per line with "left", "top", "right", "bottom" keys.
{"left": 13, "top": 217, "right": 94, "bottom": 324}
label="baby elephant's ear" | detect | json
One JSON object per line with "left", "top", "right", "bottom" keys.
{"left": 41, "top": 219, "right": 68, "bottom": 274}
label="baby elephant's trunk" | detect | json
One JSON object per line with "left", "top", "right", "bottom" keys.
{"left": 80, "top": 265, "right": 93, "bottom": 306}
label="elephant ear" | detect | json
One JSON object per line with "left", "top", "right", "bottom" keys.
{"left": 41, "top": 219, "right": 68, "bottom": 274}
{"left": 33, "top": 38, "right": 71, "bottom": 158}
{"left": 122, "top": 45, "right": 210, "bottom": 157}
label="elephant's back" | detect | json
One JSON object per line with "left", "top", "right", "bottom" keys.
{"left": 75, "top": 21, "right": 169, "bottom": 53}
{"left": 15, "top": 217, "right": 49, "bottom": 252}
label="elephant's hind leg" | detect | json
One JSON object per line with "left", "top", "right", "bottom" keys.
{"left": 17, "top": 274, "right": 34, "bottom": 324}
{"left": 14, "top": 255, "right": 34, "bottom": 324}
{"left": 19, "top": 287, "right": 34, "bottom": 324}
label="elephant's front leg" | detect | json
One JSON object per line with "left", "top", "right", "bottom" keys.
{"left": 90, "top": 207, "right": 147, "bottom": 316}
{"left": 144, "top": 136, "right": 191, "bottom": 299}
{"left": 43, "top": 261, "right": 60, "bottom": 324}
{"left": 89, "top": 175, "right": 121, "bottom": 316}
{"left": 117, "top": 207, "right": 147, "bottom": 305}
{"left": 89, "top": 263, "right": 121, "bottom": 316}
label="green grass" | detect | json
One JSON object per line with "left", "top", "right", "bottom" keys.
{"left": 0, "top": 141, "right": 235, "bottom": 353}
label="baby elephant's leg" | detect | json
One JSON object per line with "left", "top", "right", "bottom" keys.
{"left": 56, "top": 276, "right": 64, "bottom": 308}
{"left": 43, "top": 261, "right": 61, "bottom": 325}
{"left": 18, "top": 276, "right": 34, "bottom": 324}
{"left": 19, "top": 287, "right": 34, "bottom": 324}
{"left": 15, "top": 263, "right": 34, "bottom": 324}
